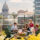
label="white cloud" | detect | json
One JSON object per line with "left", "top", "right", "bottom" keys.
{"left": 0, "top": 0, "right": 34, "bottom": 13}
{"left": 8, "top": 0, "right": 34, "bottom": 3}
{"left": 8, "top": 0, "right": 22, "bottom": 3}
{"left": 8, "top": 2, "right": 34, "bottom": 13}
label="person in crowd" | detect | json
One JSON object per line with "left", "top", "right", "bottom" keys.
{"left": 22, "top": 24, "right": 30, "bottom": 31}
{"left": 4, "top": 26, "right": 11, "bottom": 40}
{"left": 7, "top": 24, "right": 12, "bottom": 31}
{"left": 11, "top": 22, "right": 18, "bottom": 34}
{"left": 25, "top": 24, "right": 31, "bottom": 35}
{"left": 25, "top": 24, "right": 30, "bottom": 31}
{"left": 35, "top": 24, "right": 40, "bottom": 35}
{"left": 35, "top": 24, "right": 39, "bottom": 32}
{"left": 4, "top": 24, "right": 13, "bottom": 40}
{"left": 22, "top": 24, "right": 31, "bottom": 36}
{"left": 28, "top": 19, "right": 35, "bottom": 35}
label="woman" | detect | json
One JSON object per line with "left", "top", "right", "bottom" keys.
{"left": 22, "top": 24, "right": 30, "bottom": 35}
{"left": 25, "top": 24, "right": 30, "bottom": 31}
{"left": 28, "top": 19, "right": 35, "bottom": 35}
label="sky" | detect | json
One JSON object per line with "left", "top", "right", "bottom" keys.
{"left": 0, "top": 0, "right": 34, "bottom": 13}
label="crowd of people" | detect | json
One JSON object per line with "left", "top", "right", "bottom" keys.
{"left": 10, "top": 19, "right": 39, "bottom": 35}
{"left": 4, "top": 19, "right": 40, "bottom": 40}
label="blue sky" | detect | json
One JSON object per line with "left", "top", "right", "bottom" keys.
{"left": 0, "top": 0, "right": 34, "bottom": 13}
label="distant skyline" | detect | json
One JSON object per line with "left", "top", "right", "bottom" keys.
{"left": 0, "top": 0, "right": 34, "bottom": 13}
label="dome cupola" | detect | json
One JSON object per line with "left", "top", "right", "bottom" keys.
{"left": 2, "top": 2, "right": 9, "bottom": 12}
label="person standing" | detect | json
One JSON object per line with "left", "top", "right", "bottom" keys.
{"left": 29, "top": 19, "right": 35, "bottom": 35}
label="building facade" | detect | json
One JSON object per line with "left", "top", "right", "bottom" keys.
{"left": 2, "top": 2, "right": 9, "bottom": 18}
{"left": 17, "top": 10, "right": 34, "bottom": 25}
{"left": 0, "top": 2, "right": 13, "bottom": 30}
{"left": 35, "top": 0, "right": 40, "bottom": 24}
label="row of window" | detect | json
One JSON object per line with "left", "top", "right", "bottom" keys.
{"left": 35, "top": 7, "right": 40, "bottom": 10}
{"left": 35, "top": 0, "right": 40, "bottom": 2}
{"left": 0, "top": 15, "right": 13, "bottom": 19}
{"left": 35, "top": 12, "right": 40, "bottom": 14}
{"left": 0, "top": 14, "right": 14, "bottom": 25}
{"left": 0, "top": 19, "right": 13, "bottom": 25}
{"left": 35, "top": 3, "right": 40, "bottom": 6}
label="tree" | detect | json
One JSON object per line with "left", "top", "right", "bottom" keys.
{"left": 12, "top": 12, "right": 18, "bottom": 23}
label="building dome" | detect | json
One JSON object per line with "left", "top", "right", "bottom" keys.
{"left": 2, "top": 2, "right": 9, "bottom": 12}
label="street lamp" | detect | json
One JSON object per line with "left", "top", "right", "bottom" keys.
{"left": 34, "top": 13, "right": 35, "bottom": 25}
{"left": 24, "top": 12, "right": 26, "bottom": 25}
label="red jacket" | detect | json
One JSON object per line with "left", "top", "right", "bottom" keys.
{"left": 29, "top": 23, "right": 34, "bottom": 27}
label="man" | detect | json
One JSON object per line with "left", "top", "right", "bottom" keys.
{"left": 11, "top": 23, "right": 18, "bottom": 34}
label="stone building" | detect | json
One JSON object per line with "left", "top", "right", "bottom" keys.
{"left": 34, "top": 0, "right": 40, "bottom": 24}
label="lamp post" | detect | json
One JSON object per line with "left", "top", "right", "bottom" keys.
{"left": 34, "top": 13, "right": 35, "bottom": 25}
{"left": 24, "top": 12, "right": 25, "bottom": 25}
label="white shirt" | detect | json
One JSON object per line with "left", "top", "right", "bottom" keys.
{"left": 11, "top": 25, "right": 18, "bottom": 30}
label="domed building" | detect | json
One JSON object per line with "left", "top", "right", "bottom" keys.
{"left": 2, "top": 2, "right": 9, "bottom": 18}
{"left": 0, "top": 2, "right": 10, "bottom": 30}
{"left": 0, "top": 2, "right": 9, "bottom": 32}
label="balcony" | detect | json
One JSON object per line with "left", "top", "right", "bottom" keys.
{"left": 35, "top": 7, "right": 40, "bottom": 10}
{"left": 35, "top": 6, "right": 40, "bottom": 7}
{"left": 35, "top": 3, "right": 40, "bottom": 6}
{"left": 35, "top": 2, "right": 40, "bottom": 3}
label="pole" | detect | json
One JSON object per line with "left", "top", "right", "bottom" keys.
{"left": 24, "top": 13, "right": 25, "bottom": 25}
{"left": 34, "top": 13, "right": 35, "bottom": 25}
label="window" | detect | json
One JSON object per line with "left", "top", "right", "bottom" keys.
{"left": 36, "top": 3, "right": 40, "bottom": 6}
{"left": 0, "top": 14, "right": 13, "bottom": 30}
